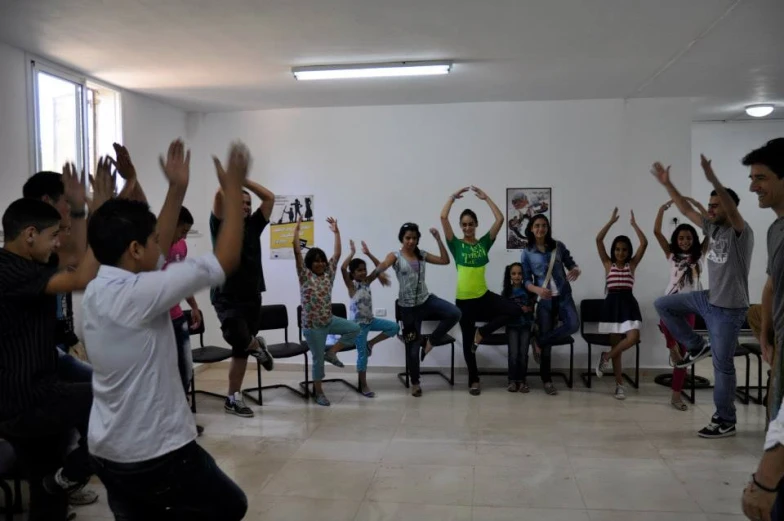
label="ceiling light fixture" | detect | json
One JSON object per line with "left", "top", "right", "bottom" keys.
{"left": 292, "top": 61, "right": 453, "bottom": 81}
{"left": 745, "top": 104, "right": 774, "bottom": 118}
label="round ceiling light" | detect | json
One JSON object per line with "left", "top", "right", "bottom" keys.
{"left": 745, "top": 104, "right": 774, "bottom": 118}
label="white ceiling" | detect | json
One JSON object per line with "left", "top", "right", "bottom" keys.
{"left": 0, "top": 0, "right": 781, "bottom": 120}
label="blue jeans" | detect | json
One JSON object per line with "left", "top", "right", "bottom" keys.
{"left": 92, "top": 441, "right": 247, "bottom": 521}
{"left": 400, "top": 295, "right": 462, "bottom": 385}
{"left": 57, "top": 346, "right": 93, "bottom": 383}
{"left": 303, "top": 316, "right": 360, "bottom": 381}
{"left": 355, "top": 318, "right": 399, "bottom": 373}
{"left": 655, "top": 290, "right": 747, "bottom": 423}
{"left": 535, "top": 295, "right": 579, "bottom": 348}
{"left": 507, "top": 326, "right": 531, "bottom": 383}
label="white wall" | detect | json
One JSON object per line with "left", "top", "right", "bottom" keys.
{"left": 0, "top": 41, "right": 31, "bottom": 222}
{"left": 187, "top": 98, "right": 695, "bottom": 372}
{"left": 691, "top": 121, "right": 784, "bottom": 304}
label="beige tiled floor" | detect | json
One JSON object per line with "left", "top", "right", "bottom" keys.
{"left": 39, "top": 365, "right": 769, "bottom": 520}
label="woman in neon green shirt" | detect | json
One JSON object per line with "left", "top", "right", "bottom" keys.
{"left": 441, "top": 186, "right": 523, "bottom": 395}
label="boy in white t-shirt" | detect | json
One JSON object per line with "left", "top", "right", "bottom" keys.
{"left": 81, "top": 140, "right": 249, "bottom": 519}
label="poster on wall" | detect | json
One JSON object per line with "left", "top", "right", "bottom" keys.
{"left": 270, "top": 195, "right": 314, "bottom": 259}
{"left": 506, "top": 188, "right": 552, "bottom": 250}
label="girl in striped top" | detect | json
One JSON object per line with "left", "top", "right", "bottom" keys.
{"left": 595, "top": 207, "right": 648, "bottom": 399}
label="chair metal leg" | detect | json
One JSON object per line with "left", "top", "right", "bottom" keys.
{"left": 13, "top": 478, "right": 21, "bottom": 513}
{"left": 0, "top": 480, "right": 13, "bottom": 521}
{"left": 580, "top": 343, "right": 593, "bottom": 388}
{"left": 621, "top": 342, "right": 640, "bottom": 389}
{"left": 567, "top": 342, "right": 574, "bottom": 388}
{"left": 190, "top": 375, "right": 197, "bottom": 413}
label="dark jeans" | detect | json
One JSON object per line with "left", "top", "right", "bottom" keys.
{"left": 172, "top": 315, "right": 192, "bottom": 394}
{"left": 535, "top": 295, "right": 579, "bottom": 384}
{"left": 401, "top": 295, "right": 462, "bottom": 385}
{"left": 773, "top": 478, "right": 784, "bottom": 520}
{"left": 456, "top": 291, "right": 523, "bottom": 385}
{"left": 57, "top": 346, "right": 93, "bottom": 383}
{"left": 0, "top": 382, "right": 92, "bottom": 521}
{"left": 92, "top": 441, "right": 247, "bottom": 521}
{"left": 507, "top": 326, "right": 532, "bottom": 383}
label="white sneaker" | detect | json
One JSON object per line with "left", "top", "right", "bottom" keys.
{"left": 596, "top": 352, "right": 612, "bottom": 378}
{"left": 614, "top": 385, "right": 626, "bottom": 400}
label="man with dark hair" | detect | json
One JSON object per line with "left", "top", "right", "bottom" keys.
{"left": 0, "top": 195, "right": 100, "bottom": 520}
{"left": 652, "top": 154, "right": 754, "bottom": 439}
{"left": 741, "top": 137, "right": 784, "bottom": 521}
{"left": 81, "top": 140, "right": 248, "bottom": 519}
{"left": 210, "top": 173, "right": 275, "bottom": 417}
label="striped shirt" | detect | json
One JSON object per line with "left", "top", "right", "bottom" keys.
{"left": 606, "top": 263, "right": 634, "bottom": 291}
{"left": 0, "top": 249, "right": 59, "bottom": 420}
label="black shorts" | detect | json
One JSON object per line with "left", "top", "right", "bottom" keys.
{"left": 214, "top": 301, "right": 262, "bottom": 358}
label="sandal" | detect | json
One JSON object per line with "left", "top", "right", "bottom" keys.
{"left": 469, "top": 383, "right": 481, "bottom": 396}
{"left": 544, "top": 382, "right": 558, "bottom": 396}
{"left": 361, "top": 389, "right": 376, "bottom": 398}
{"left": 519, "top": 381, "right": 530, "bottom": 394}
{"left": 507, "top": 382, "right": 520, "bottom": 393}
{"left": 411, "top": 385, "right": 422, "bottom": 397}
{"left": 471, "top": 330, "right": 482, "bottom": 354}
{"left": 670, "top": 399, "right": 688, "bottom": 411}
{"left": 668, "top": 347, "right": 683, "bottom": 367}
{"left": 419, "top": 336, "right": 433, "bottom": 362}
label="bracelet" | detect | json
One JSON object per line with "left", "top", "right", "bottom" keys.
{"left": 450, "top": 195, "right": 457, "bottom": 201}
{"left": 752, "top": 473, "right": 778, "bottom": 493}
{"left": 70, "top": 210, "right": 87, "bottom": 219}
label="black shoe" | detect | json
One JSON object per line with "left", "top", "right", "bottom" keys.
{"left": 248, "top": 336, "right": 274, "bottom": 371}
{"left": 698, "top": 419, "right": 736, "bottom": 439}
{"left": 674, "top": 342, "right": 711, "bottom": 369}
{"left": 196, "top": 424, "right": 204, "bottom": 436}
{"left": 43, "top": 469, "right": 86, "bottom": 496}
{"left": 224, "top": 393, "right": 254, "bottom": 418}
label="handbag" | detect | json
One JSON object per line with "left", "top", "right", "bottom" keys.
{"left": 399, "top": 254, "right": 422, "bottom": 343}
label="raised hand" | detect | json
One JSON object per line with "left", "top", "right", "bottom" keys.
{"left": 89, "top": 156, "right": 117, "bottom": 213}
{"left": 349, "top": 239, "right": 356, "bottom": 255}
{"left": 609, "top": 207, "right": 619, "bottom": 224}
{"left": 661, "top": 200, "right": 673, "bottom": 211}
{"left": 630, "top": 210, "right": 638, "bottom": 227}
{"left": 327, "top": 217, "right": 339, "bottom": 234}
{"left": 213, "top": 142, "right": 250, "bottom": 190}
{"left": 452, "top": 187, "right": 470, "bottom": 200}
{"left": 62, "top": 162, "right": 87, "bottom": 209}
{"left": 471, "top": 186, "right": 488, "bottom": 200}
{"left": 294, "top": 216, "right": 302, "bottom": 234}
{"left": 159, "top": 139, "right": 190, "bottom": 188}
{"left": 700, "top": 154, "right": 718, "bottom": 184}
{"left": 430, "top": 227, "right": 441, "bottom": 240}
{"left": 112, "top": 143, "right": 137, "bottom": 182}
{"left": 650, "top": 162, "right": 670, "bottom": 185}
{"left": 361, "top": 241, "right": 371, "bottom": 256}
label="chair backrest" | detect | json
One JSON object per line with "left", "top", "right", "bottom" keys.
{"left": 579, "top": 299, "right": 605, "bottom": 334}
{"left": 259, "top": 304, "right": 290, "bottom": 342}
{"left": 182, "top": 310, "right": 206, "bottom": 348}
{"left": 296, "top": 303, "right": 348, "bottom": 331}
{"left": 694, "top": 314, "right": 751, "bottom": 335}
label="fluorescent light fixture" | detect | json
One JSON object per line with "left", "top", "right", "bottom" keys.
{"left": 745, "top": 104, "right": 774, "bottom": 118}
{"left": 292, "top": 61, "right": 453, "bottom": 81}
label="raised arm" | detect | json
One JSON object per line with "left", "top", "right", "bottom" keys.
{"left": 113, "top": 143, "right": 147, "bottom": 203}
{"left": 212, "top": 189, "right": 224, "bottom": 220}
{"left": 760, "top": 276, "right": 774, "bottom": 364}
{"left": 653, "top": 201, "right": 672, "bottom": 257}
{"left": 156, "top": 140, "right": 190, "bottom": 258}
{"left": 629, "top": 210, "right": 648, "bottom": 270}
{"left": 424, "top": 227, "right": 450, "bottom": 265}
{"left": 472, "top": 186, "right": 504, "bottom": 240}
{"left": 292, "top": 218, "right": 304, "bottom": 273}
{"left": 650, "top": 162, "right": 702, "bottom": 227}
{"left": 340, "top": 239, "right": 356, "bottom": 295}
{"left": 700, "top": 154, "right": 744, "bottom": 233}
{"left": 596, "top": 207, "right": 618, "bottom": 269}
{"left": 46, "top": 248, "right": 100, "bottom": 295}
{"left": 361, "top": 241, "right": 391, "bottom": 287}
{"left": 57, "top": 162, "right": 88, "bottom": 269}
{"left": 685, "top": 197, "right": 708, "bottom": 218}
{"left": 365, "top": 252, "right": 397, "bottom": 285}
{"left": 440, "top": 187, "right": 468, "bottom": 242}
{"left": 211, "top": 142, "right": 248, "bottom": 274}
{"left": 244, "top": 179, "right": 275, "bottom": 221}
{"left": 327, "top": 217, "right": 341, "bottom": 265}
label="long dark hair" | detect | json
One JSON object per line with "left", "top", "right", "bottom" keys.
{"left": 348, "top": 258, "right": 366, "bottom": 278}
{"left": 524, "top": 214, "right": 556, "bottom": 251}
{"left": 398, "top": 222, "right": 424, "bottom": 260}
{"left": 610, "top": 235, "right": 634, "bottom": 265}
{"left": 502, "top": 262, "right": 523, "bottom": 298}
{"left": 669, "top": 223, "right": 702, "bottom": 287}
{"left": 304, "top": 247, "right": 328, "bottom": 270}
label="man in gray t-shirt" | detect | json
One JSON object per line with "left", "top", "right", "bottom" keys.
{"left": 742, "top": 138, "right": 784, "bottom": 521}
{"left": 652, "top": 155, "right": 753, "bottom": 439}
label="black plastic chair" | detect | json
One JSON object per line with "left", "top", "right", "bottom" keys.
{"left": 475, "top": 329, "right": 575, "bottom": 388}
{"left": 579, "top": 299, "right": 640, "bottom": 389}
{"left": 0, "top": 439, "right": 23, "bottom": 521}
{"left": 395, "top": 300, "right": 455, "bottom": 388}
{"left": 242, "top": 304, "right": 310, "bottom": 404}
{"left": 297, "top": 303, "right": 363, "bottom": 394}
{"left": 186, "top": 310, "right": 234, "bottom": 413}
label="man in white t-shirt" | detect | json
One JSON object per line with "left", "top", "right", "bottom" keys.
{"left": 81, "top": 140, "right": 249, "bottom": 519}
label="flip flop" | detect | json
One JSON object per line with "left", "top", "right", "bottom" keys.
{"left": 362, "top": 390, "right": 376, "bottom": 398}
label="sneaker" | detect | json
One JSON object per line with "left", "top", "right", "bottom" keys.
{"left": 698, "top": 419, "right": 736, "bottom": 439}
{"left": 507, "top": 382, "right": 520, "bottom": 393}
{"left": 68, "top": 485, "right": 99, "bottom": 506}
{"left": 674, "top": 342, "right": 711, "bottom": 369}
{"left": 596, "top": 352, "right": 611, "bottom": 378}
{"left": 324, "top": 351, "right": 344, "bottom": 368}
{"left": 249, "top": 336, "right": 274, "bottom": 371}
{"left": 315, "top": 393, "right": 331, "bottom": 406}
{"left": 614, "top": 384, "right": 626, "bottom": 400}
{"left": 43, "top": 468, "right": 85, "bottom": 495}
{"left": 224, "top": 392, "right": 254, "bottom": 418}
{"left": 469, "top": 383, "right": 481, "bottom": 396}
{"left": 196, "top": 424, "right": 204, "bottom": 436}
{"left": 544, "top": 382, "right": 558, "bottom": 396}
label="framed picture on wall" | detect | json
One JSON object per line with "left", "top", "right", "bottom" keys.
{"left": 506, "top": 188, "right": 552, "bottom": 250}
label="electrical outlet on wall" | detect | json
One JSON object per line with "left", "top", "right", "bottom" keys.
{"left": 374, "top": 308, "right": 387, "bottom": 317}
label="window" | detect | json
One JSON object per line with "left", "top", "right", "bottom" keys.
{"left": 31, "top": 60, "right": 123, "bottom": 190}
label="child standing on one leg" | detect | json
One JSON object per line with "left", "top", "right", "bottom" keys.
{"left": 653, "top": 199, "right": 709, "bottom": 410}
{"left": 501, "top": 262, "right": 535, "bottom": 393}
{"left": 294, "top": 217, "right": 360, "bottom": 406}
{"left": 595, "top": 208, "right": 648, "bottom": 400}
{"left": 340, "top": 240, "right": 399, "bottom": 398}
